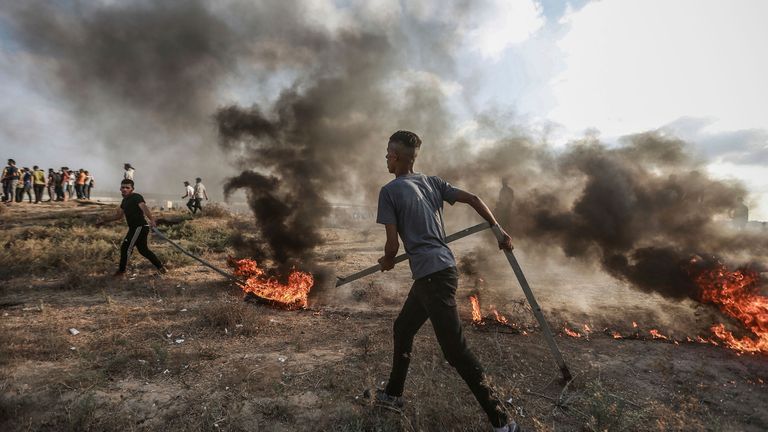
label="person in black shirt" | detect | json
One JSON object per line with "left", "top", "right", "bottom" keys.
{"left": 99, "top": 179, "right": 166, "bottom": 277}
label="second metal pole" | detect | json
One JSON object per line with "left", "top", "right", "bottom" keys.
{"left": 490, "top": 225, "right": 573, "bottom": 381}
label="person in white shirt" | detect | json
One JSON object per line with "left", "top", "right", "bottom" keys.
{"left": 182, "top": 181, "right": 195, "bottom": 213}
{"left": 192, "top": 177, "right": 208, "bottom": 214}
{"left": 123, "top": 163, "right": 135, "bottom": 181}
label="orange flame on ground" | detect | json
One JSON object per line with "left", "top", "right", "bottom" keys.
{"left": 693, "top": 262, "right": 767, "bottom": 353}
{"left": 492, "top": 309, "right": 509, "bottom": 324}
{"left": 563, "top": 327, "right": 582, "bottom": 338}
{"left": 649, "top": 329, "right": 668, "bottom": 340}
{"left": 231, "top": 258, "right": 313, "bottom": 310}
{"left": 469, "top": 295, "right": 483, "bottom": 324}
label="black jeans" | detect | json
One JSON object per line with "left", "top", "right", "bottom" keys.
{"left": 119, "top": 225, "right": 163, "bottom": 272}
{"left": 192, "top": 198, "right": 203, "bottom": 214}
{"left": 386, "top": 266, "right": 508, "bottom": 427}
{"left": 33, "top": 185, "right": 44, "bottom": 203}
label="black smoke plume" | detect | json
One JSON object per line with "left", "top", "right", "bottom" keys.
{"left": 6, "top": 0, "right": 766, "bottom": 300}
{"left": 442, "top": 131, "right": 768, "bottom": 300}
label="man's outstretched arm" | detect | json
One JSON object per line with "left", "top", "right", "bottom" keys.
{"left": 453, "top": 189, "right": 514, "bottom": 250}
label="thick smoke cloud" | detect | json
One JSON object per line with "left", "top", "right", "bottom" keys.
{"left": 441, "top": 131, "right": 768, "bottom": 300}
{"left": 5, "top": 0, "right": 765, "bottom": 299}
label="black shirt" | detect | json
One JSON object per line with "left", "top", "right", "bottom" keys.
{"left": 121, "top": 193, "right": 147, "bottom": 228}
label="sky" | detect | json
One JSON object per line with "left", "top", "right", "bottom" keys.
{"left": 0, "top": 0, "right": 766, "bottom": 218}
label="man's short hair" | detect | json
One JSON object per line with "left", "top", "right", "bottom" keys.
{"left": 8, "top": 159, "right": 15, "bottom": 165}
{"left": 183, "top": 181, "right": 190, "bottom": 185}
{"left": 389, "top": 130, "right": 422, "bottom": 149}
{"left": 121, "top": 179, "right": 135, "bottom": 187}
{"left": 196, "top": 177, "right": 202, "bottom": 182}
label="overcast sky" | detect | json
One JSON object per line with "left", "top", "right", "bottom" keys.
{"left": 1, "top": 0, "right": 766, "bottom": 218}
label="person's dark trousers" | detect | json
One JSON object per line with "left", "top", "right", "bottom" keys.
{"left": 24, "top": 186, "right": 32, "bottom": 203}
{"left": 119, "top": 225, "right": 163, "bottom": 272}
{"left": 193, "top": 198, "right": 203, "bottom": 214}
{"left": 34, "top": 185, "right": 44, "bottom": 203}
{"left": 15, "top": 188, "right": 23, "bottom": 202}
{"left": 46, "top": 185, "right": 54, "bottom": 201}
{"left": 86, "top": 186, "right": 92, "bottom": 199}
{"left": 186, "top": 199, "right": 195, "bottom": 213}
{"left": 55, "top": 185, "right": 64, "bottom": 201}
{"left": 75, "top": 184, "right": 83, "bottom": 199}
{"left": 1, "top": 181, "right": 8, "bottom": 202}
{"left": 385, "top": 266, "right": 509, "bottom": 428}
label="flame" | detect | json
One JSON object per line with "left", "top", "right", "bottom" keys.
{"left": 649, "top": 329, "right": 668, "bottom": 340}
{"left": 563, "top": 326, "right": 582, "bottom": 338}
{"left": 469, "top": 295, "right": 483, "bottom": 324}
{"left": 691, "top": 261, "right": 767, "bottom": 353}
{"left": 611, "top": 331, "right": 622, "bottom": 339}
{"left": 230, "top": 258, "right": 313, "bottom": 310}
{"left": 491, "top": 308, "right": 509, "bottom": 324}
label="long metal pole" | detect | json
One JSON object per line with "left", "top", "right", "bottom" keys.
{"left": 335, "top": 222, "right": 491, "bottom": 287}
{"left": 490, "top": 225, "right": 572, "bottom": 381}
{"left": 151, "top": 227, "right": 244, "bottom": 284}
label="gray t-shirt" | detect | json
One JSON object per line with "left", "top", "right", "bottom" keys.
{"left": 376, "top": 173, "right": 459, "bottom": 280}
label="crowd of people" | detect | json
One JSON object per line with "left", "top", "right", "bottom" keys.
{"left": 2, "top": 159, "right": 209, "bottom": 216}
{"left": 1, "top": 159, "right": 95, "bottom": 205}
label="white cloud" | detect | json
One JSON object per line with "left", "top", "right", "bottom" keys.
{"left": 465, "top": 0, "right": 544, "bottom": 60}
{"left": 403, "top": 0, "right": 544, "bottom": 60}
{"left": 550, "top": 0, "right": 768, "bottom": 136}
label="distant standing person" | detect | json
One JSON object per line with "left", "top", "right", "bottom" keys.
{"left": 46, "top": 168, "right": 55, "bottom": 202}
{"left": 192, "top": 177, "right": 208, "bottom": 214}
{"left": 75, "top": 169, "right": 87, "bottom": 199}
{"left": 65, "top": 169, "right": 75, "bottom": 200}
{"left": 54, "top": 168, "right": 65, "bottom": 201}
{"left": 33, "top": 166, "right": 46, "bottom": 203}
{"left": 99, "top": 179, "right": 166, "bottom": 277}
{"left": 182, "top": 181, "right": 195, "bottom": 213}
{"left": 2, "top": 159, "right": 19, "bottom": 205}
{"left": 124, "top": 163, "right": 135, "bottom": 181}
{"left": 493, "top": 177, "right": 515, "bottom": 231}
{"left": 20, "top": 168, "right": 33, "bottom": 203}
{"left": 85, "top": 171, "right": 94, "bottom": 199}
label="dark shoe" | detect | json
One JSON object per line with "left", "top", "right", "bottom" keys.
{"left": 375, "top": 389, "right": 405, "bottom": 409}
{"left": 112, "top": 271, "right": 126, "bottom": 279}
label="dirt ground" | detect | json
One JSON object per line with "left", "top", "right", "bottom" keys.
{"left": 1, "top": 203, "right": 767, "bottom": 431}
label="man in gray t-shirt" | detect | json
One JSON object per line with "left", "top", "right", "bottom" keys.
{"left": 377, "top": 174, "right": 458, "bottom": 279}
{"left": 375, "top": 131, "right": 519, "bottom": 432}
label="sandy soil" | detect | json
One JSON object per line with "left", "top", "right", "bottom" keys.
{"left": 1, "top": 203, "right": 767, "bottom": 431}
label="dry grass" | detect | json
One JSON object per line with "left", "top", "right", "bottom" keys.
{"left": 1, "top": 206, "right": 766, "bottom": 432}
{"left": 199, "top": 202, "right": 232, "bottom": 218}
{"left": 197, "top": 296, "right": 263, "bottom": 336}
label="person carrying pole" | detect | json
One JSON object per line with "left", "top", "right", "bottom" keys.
{"left": 375, "top": 130, "right": 521, "bottom": 432}
{"left": 98, "top": 179, "right": 167, "bottom": 277}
